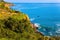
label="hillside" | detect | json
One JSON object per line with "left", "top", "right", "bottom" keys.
{"left": 0, "top": 2, "right": 60, "bottom": 40}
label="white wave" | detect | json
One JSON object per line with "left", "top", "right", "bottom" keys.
{"left": 43, "top": 28, "right": 46, "bottom": 31}
{"left": 56, "top": 23, "right": 60, "bottom": 26}
{"left": 49, "top": 32, "right": 52, "bottom": 35}
{"left": 30, "top": 18, "right": 35, "bottom": 21}
{"left": 38, "top": 27, "right": 41, "bottom": 29}
{"left": 56, "top": 29, "right": 60, "bottom": 33}
{"left": 34, "top": 23, "right": 40, "bottom": 27}
{"left": 55, "top": 23, "right": 60, "bottom": 33}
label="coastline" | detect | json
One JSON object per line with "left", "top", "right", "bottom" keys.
{"left": 31, "top": 23, "right": 44, "bottom": 36}
{"left": 0, "top": 1, "right": 60, "bottom": 40}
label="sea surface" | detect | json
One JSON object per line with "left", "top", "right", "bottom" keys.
{"left": 11, "top": 3, "right": 60, "bottom": 36}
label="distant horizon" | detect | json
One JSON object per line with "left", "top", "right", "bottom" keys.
{"left": 10, "top": 2, "right": 60, "bottom": 4}
{"left": 4, "top": 2, "right": 60, "bottom": 4}
{"left": 4, "top": 0, "right": 60, "bottom": 3}
{"left": 5, "top": 1, "right": 60, "bottom": 4}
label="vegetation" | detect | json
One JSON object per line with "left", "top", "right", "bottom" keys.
{"left": 0, "top": 0, "right": 4, "bottom": 2}
{"left": 0, "top": 1, "right": 60, "bottom": 40}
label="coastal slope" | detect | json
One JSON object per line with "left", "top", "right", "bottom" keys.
{"left": 0, "top": 2, "right": 60, "bottom": 40}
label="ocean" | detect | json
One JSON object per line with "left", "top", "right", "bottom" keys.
{"left": 11, "top": 3, "right": 60, "bottom": 36}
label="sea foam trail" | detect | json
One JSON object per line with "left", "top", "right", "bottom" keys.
{"left": 30, "top": 18, "right": 35, "bottom": 21}
{"left": 34, "top": 23, "right": 40, "bottom": 27}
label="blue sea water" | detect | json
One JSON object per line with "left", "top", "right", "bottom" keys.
{"left": 11, "top": 3, "right": 60, "bottom": 36}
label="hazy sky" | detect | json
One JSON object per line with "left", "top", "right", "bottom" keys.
{"left": 4, "top": 0, "right": 60, "bottom": 3}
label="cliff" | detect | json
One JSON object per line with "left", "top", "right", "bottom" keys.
{"left": 0, "top": 2, "right": 60, "bottom": 40}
